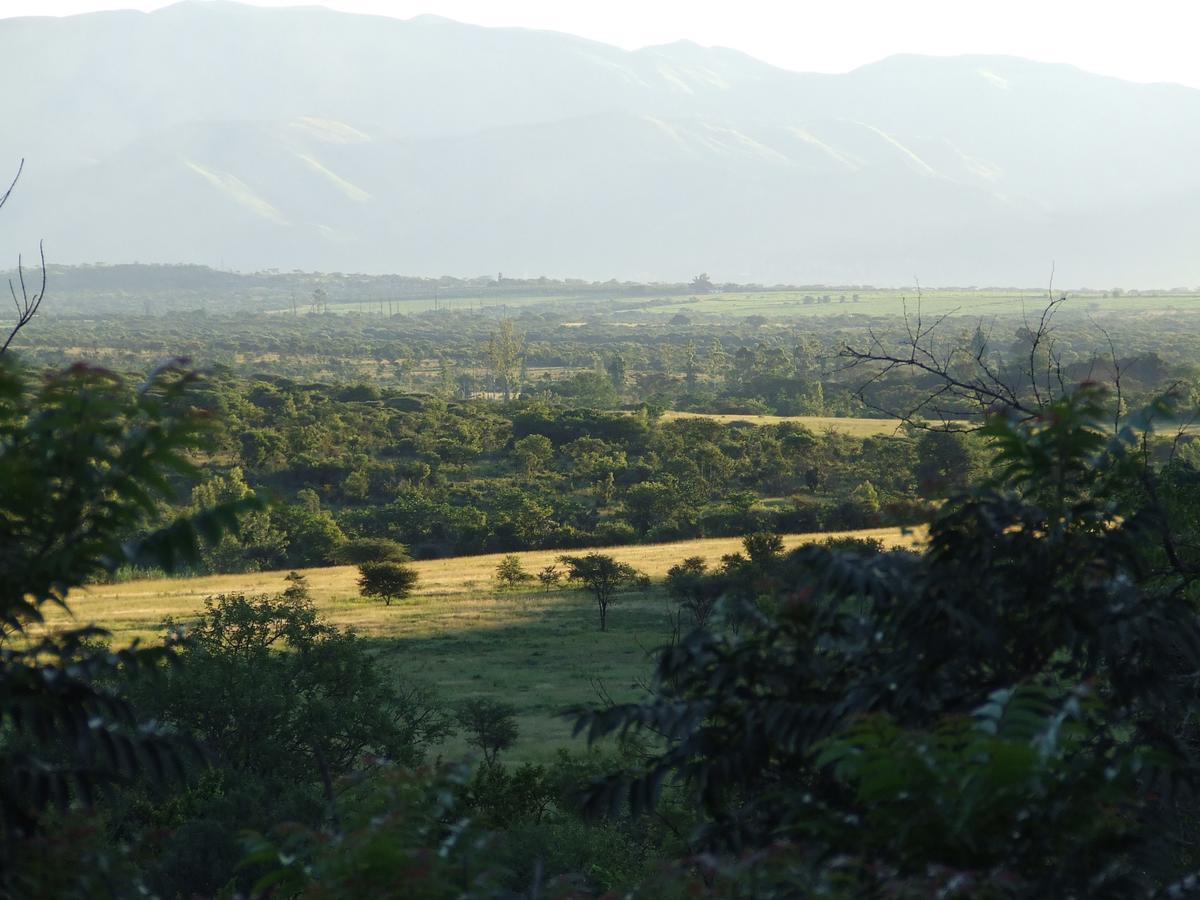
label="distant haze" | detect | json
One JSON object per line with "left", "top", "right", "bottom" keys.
{"left": 2, "top": 0, "right": 1199, "bottom": 286}
{"left": 7, "top": 0, "right": 1200, "bottom": 91}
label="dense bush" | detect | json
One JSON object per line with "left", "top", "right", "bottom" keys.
{"left": 0, "top": 358, "right": 258, "bottom": 895}
{"left": 78, "top": 367, "right": 950, "bottom": 570}
{"left": 128, "top": 572, "right": 453, "bottom": 895}
{"left": 577, "top": 387, "right": 1200, "bottom": 896}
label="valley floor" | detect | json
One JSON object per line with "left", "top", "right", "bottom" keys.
{"left": 61, "top": 526, "right": 921, "bottom": 759}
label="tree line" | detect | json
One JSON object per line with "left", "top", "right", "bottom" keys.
{"left": 92, "top": 368, "right": 981, "bottom": 577}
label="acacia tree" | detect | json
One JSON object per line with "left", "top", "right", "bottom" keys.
{"left": 558, "top": 553, "right": 641, "bottom": 631}
{"left": 334, "top": 537, "right": 410, "bottom": 565}
{"left": 357, "top": 560, "right": 419, "bottom": 606}
{"left": 512, "top": 434, "right": 553, "bottom": 477}
{"left": 742, "top": 531, "right": 784, "bottom": 566}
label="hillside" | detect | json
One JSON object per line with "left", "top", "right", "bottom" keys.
{"left": 2, "top": 1, "right": 1199, "bottom": 285}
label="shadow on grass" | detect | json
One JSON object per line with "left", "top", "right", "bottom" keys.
{"left": 354, "top": 594, "right": 675, "bottom": 762}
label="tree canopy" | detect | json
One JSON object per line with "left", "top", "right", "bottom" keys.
{"left": 576, "top": 386, "right": 1200, "bottom": 896}
{"left": 357, "top": 560, "right": 420, "bottom": 606}
{"left": 558, "top": 553, "right": 642, "bottom": 631}
{"left": 0, "top": 357, "right": 258, "bottom": 890}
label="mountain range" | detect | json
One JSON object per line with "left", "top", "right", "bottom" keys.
{"left": 1, "top": 0, "right": 1198, "bottom": 286}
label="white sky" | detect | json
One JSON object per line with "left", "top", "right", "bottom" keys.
{"left": 3, "top": 0, "right": 1200, "bottom": 89}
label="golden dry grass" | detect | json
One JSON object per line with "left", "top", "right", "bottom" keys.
{"left": 54, "top": 525, "right": 923, "bottom": 759}
{"left": 659, "top": 411, "right": 913, "bottom": 436}
{"left": 59, "top": 525, "right": 921, "bottom": 640}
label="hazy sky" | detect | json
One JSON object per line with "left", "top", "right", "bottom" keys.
{"left": 3, "top": 0, "right": 1200, "bottom": 89}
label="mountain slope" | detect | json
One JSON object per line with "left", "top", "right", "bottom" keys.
{"left": 1, "top": 1, "right": 1197, "bottom": 285}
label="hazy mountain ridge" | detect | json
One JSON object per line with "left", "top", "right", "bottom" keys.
{"left": 1, "top": 0, "right": 1197, "bottom": 285}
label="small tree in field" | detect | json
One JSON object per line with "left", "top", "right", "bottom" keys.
{"left": 456, "top": 698, "right": 519, "bottom": 766}
{"left": 494, "top": 554, "right": 533, "bottom": 589}
{"left": 357, "top": 560, "right": 419, "bottom": 606}
{"left": 537, "top": 564, "right": 562, "bottom": 592}
{"left": 558, "top": 553, "right": 641, "bottom": 631}
{"left": 665, "top": 556, "right": 721, "bottom": 628}
{"left": 743, "top": 531, "right": 785, "bottom": 567}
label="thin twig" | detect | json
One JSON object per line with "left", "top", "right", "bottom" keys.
{"left": 1, "top": 159, "right": 47, "bottom": 354}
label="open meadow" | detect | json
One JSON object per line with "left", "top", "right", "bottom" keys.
{"left": 60, "top": 526, "right": 921, "bottom": 761}
{"left": 637, "top": 288, "right": 1200, "bottom": 320}
{"left": 659, "top": 410, "right": 919, "bottom": 436}
{"left": 258, "top": 287, "right": 1200, "bottom": 323}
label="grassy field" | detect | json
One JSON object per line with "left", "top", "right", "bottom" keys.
{"left": 268, "top": 293, "right": 594, "bottom": 317}
{"left": 58, "top": 526, "right": 922, "bottom": 761}
{"left": 638, "top": 289, "right": 1200, "bottom": 320}
{"left": 266, "top": 287, "right": 1200, "bottom": 322}
{"left": 660, "top": 411, "right": 919, "bottom": 436}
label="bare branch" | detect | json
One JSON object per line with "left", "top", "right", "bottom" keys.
{"left": 1089, "top": 316, "right": 1125, "bottom": 434}
{"left": 1, "top": 241, "right": 47, "bottom": 355}
{"left": 0, "top": 158, "right": 23, "bottom": 214}
{"left": 0, "top": 159, "right": 46, "bottom": 355}
{"left": 838, "top": 286, "right": 1081, "bottom": 429}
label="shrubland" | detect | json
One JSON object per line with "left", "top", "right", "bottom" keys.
{"left": 65, "top": 366, "right": 957, "bottom": 573}
{"left": 10, "top": 335, "right": 1200, "bottom": 896}
{"left": 12, "top": 240, "right": 1200, "bottom": 894}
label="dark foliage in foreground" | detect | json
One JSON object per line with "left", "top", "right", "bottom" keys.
{"left": 128, "top": 574, "right": 454, "bottom": 897}
{"left": 576, "top": 386, "right": 1200, "bottom": 897}
{"left": 13, "top": 345, "right": 1200, "bottom": 896}
{"left": 0, "top": 358, "right": 259, "bottom": 893}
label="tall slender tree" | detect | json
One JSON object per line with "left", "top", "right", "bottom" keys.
{"left": 486, "top": 320, "right": 525, "bottom": 401}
